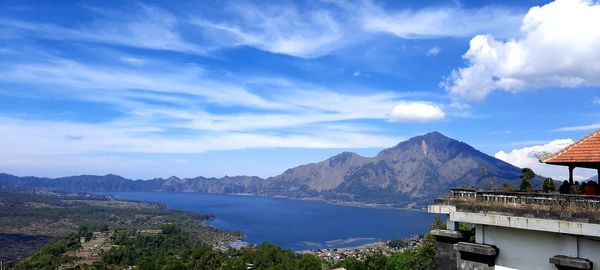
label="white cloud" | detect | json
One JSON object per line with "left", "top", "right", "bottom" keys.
{"left": 120, "top": 57, "right": 146, "bottom": 67}
{"left": 0, "top": 56, "right": 417, "bottom": 132}
{"left": 1, "top": 5, "right": 206, "bottom": 54}
{"left": 193, "top": 2, "right": 345, "bottom": 58}
{"left": 0, "top": 59, "right": 278, "bottom": 110}
{"left": 495, "top": 139, "right": 596, "bottom": 180}
{"left": 426, "top": 46, "right": 441, "bottom": 56}
{"left": 386, "top": 102, "right": 445, "bottom": 122}
{"left": 189, "top": 1, "right": 521, "bottom": 58}
{"left": 0, "top": 116, "right": 400, "bottom": 156}
{"left": 554, "top": 123, "right": 600, "bottom": 132}
{"left": 0, "top": 50, "right": 416, "bottom": 159}
{"left": 363, "top": 6, "right": 522, "bottom": 39}
{"left": 445, "top": 0, "right": 600, "bottom": 101}
{"left": 593, "top": 96, "right": 600, "bottom": 104}
{"left": 0, "top": 116, "right": 404, "bottom": 178}
{"left": 2, "top": 2, "right": 524, "bottom": 59}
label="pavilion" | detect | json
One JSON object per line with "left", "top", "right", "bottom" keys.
{"left": 542, "top": 128, "right": 600, "bottom": 184}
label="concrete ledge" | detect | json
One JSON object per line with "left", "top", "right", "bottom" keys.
{"left": 449, "top": 211, "right": 600, "bottom": 237}
{"left": 454, "top": 242, "right": 498, "bottom": 267}
{"left": 428, "top": 204, "right": 455, "bottom": 214}
{"left": 454, "top": 242, "right": 498, "bottom": 256}
{"left": 431, "top": 229, "right": 463, "bottom": 239}
{"left": 549, "top": 255, "right": 593, "bottom": 270}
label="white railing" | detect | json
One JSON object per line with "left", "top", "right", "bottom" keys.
{"left": 447, "top": 189, "right": 600, "bottom": 209}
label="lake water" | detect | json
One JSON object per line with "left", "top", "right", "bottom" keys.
{"left": 103, "top": 192, "right": 433, "bottom": 250}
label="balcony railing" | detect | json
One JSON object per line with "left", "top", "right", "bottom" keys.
{"left": 438, "top": 188, "right": 600, "bottom": 211}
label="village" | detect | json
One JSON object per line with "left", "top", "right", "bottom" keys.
{"left": 303, "top": 235, "right": 424, "bottom": 264}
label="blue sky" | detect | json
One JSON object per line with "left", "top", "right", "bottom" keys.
{"left": 1, "top": 0, "right": 599, "bottom": 180}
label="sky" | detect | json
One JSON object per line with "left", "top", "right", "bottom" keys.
{"left": 1, "top": 0, "right": 599, "bottom": 180}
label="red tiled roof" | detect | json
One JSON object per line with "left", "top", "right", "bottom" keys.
{"left": 542, "top": 128, "right": 600, "bottom": 164}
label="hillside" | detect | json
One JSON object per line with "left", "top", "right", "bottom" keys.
{"left": 0, "top": 132, "right": 522, "bottom": 207}
{"left": 267, "top": 132, "right": 521, "bottom": 206}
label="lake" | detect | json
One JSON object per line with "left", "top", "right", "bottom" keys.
{"left": 103, "top": 192, "right": 433, "bottom": 250}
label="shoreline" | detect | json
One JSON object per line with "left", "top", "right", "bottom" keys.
{"left": 98, "top": 191, "right": 431, "bottom": 253}
{"left": 113, "top": 190, "right": 429, "bottom": 212}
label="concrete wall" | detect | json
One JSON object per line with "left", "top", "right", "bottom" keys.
{"left": 478, "top": 225, "right": 600, "bottom": 270}
{"left": 436, "top": 241, "right": 459, "bottom": 270}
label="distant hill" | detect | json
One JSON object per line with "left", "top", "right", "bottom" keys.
{"left": 0, "top": 132, "right": 522, "bottom": 208}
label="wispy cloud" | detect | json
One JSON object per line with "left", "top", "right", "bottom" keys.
{"left": 0, "top": 116, "right": 401, "bottom": 156}
{"left": 1, "top": 4, "right": 207, "bottom": 54}
{"left": 554, "top": 123, "right": 600, "bottom": 132}
{"left": 362, "top": 5, "right": 522, "bottom": 39}
{"left": 0, "top": 50, "right": 416, "bottom": 157}
{"left": 1, "top": 1, "right": 523, "bottom": 59}
{"left": 193, "top": 2, "right": 346, "bottom": 58}
{"left": 426, "top": 46, "right": 442, "bottom": 56}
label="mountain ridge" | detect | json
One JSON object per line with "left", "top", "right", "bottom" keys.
{"left": 0, "top": 132, "right": 523, "bottom": 208}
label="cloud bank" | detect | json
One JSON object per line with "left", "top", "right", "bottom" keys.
{"left": 495, "top": 139, "right": 596, "bottom": 180}
{"left": 445, "top": 0, "right": 600, "bottom": 101}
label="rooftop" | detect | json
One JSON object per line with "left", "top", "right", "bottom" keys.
{"left": 542, "top": 128, "right": 600, "bottom": 167}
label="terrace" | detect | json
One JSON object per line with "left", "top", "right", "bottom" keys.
{"left": 428, "top": 129, "right": 600, "bottom": 270}
{"left": 431, "top": 188, "right": 600, "bottom": 224}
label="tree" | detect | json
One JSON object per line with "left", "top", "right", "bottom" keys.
{"left": 385, "top": 245, "right": 436, "bottom": 270}
{"left": 428, "top": 214, "right": 446, "bottom": 231}
{"left": 520, "top": 168, "right": 535, "bottom": 192}
{"left": 335, "top": 257, "right": 365, "bottom": 270}
{"left": 542, "top": 178, "right": 556, "bottom": 192}
{"left": 423, "top": 214, "right": 446, "bottom": 246}
{"left": 298, "top": 254, "right": 323, "bottom": 270}
{"left": 193, "top": 249, "right": 222, "bottom": 270}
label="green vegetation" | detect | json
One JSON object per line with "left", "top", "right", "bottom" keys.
{"left": 519, "top": 168, "right": 535, "bottom": 192}
{"left": 542, "top": 177, "right": 556, "bottom": 192}
{"left": 15, "top": 234, "right": 81, "bottom": 270}
{"left": 1, "top": 188, "right": 240, "bottom": 269}
{"left": 19, "top": 223, "right": 437, "bottom": 270}
{"left": 334, "top": 245, "right": 435, "bottom": 270}
{"left": 0, "top": 188, "right": 238, "bottom": 241}
{"left": 18, "top": 224, "right": 328, "bottom": 270}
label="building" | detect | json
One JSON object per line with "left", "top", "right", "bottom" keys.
{"left": 428, "top": 129, "right": 600, "bottom": 270}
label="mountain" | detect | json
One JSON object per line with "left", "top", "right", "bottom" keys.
{"left": 266, "top": 132, "right": 521, "bottom": 206}
{"left": 0, "top": 132, "right": 522, "bottom": 208}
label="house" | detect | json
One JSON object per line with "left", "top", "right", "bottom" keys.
{"left": 428, "top": 129, "right": 600, "bottom": 270}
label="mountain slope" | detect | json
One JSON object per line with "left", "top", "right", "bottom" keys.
{"left": 0, "top": 132, "right": 522, "bottom": 207}
{"left": 266, "top": 132, "right": 521, "bottom": 206}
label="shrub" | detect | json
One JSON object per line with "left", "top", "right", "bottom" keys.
{"left": 542, "top": 178, "right": 556, "bottom": 192}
